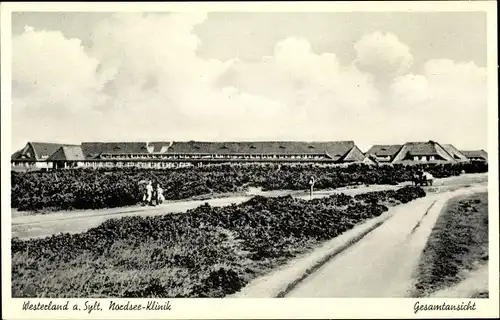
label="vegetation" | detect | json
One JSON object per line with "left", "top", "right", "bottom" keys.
{"left": 412, "top": 192, "right": 489, "bottom": 297}
{"left": 11, "top": 162, "right": 486, "bottom": 212}
{"left": 12, "top": 186, "right": 426, "bottom": 298}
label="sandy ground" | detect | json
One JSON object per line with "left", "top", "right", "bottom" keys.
{"left": 284, "top": 183, "right": 488, "bottom": 298}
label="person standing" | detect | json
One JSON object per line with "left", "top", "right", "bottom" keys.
{"left": 141, "top": 184, "right": 147, "bottom": 206}
{"left": 146, "top": 181, "right": 154, "bottom": 206}
{"left": 152, "top": 181, "right": 159, "bottom": 206}
{"left": 423, "top": 170, "right": 434, "bottom": 186}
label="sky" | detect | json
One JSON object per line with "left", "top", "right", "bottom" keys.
{"left": 11, "top": 11, "right": 488, "bottom": 152}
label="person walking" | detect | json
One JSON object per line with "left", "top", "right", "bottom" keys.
{"left": 156, "top": 183, "right": 165, "bottom": 205}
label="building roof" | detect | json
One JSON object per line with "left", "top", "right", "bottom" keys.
{"left": 148, "top": 141, "right": 172, "bottom": 153}
{"left": 11, "top": 150, "right": 23, "bottom": 160}
{"left": 166, "top": 141, "right": 356, "bottom": 160}
{"left": 441, "top": 144, "right": 469, "bottom": 161}
{"left": 81, "top": 142, "right": 150, "bottom": 158}
{"left": 365, "top": 145, "right": 403, "bottom": 157}
{"left": 32, "top": 142, "right": 78, "bottom": 160}
{"left": 461, "top": 149, "right": 488, "bottom": 160}
{"left": 391, "top": 141, "right": 457, "bottom": 163}
{"left": 11, "top": 142, "right": 78, "bottom": 161}
{"left": 403, "top": 141, "right": 444, "bottom": 156}
{"left": 47, "top": 146, "right": 86, "bottom": 161}
{"left": 13, "top": 140, "right": 358, "bottom": 161}
{"left": 362, "top": 154, "right": 379, "bottom": 165}
{"left": 340, "top": 145, "right": 366, "bottom": 162}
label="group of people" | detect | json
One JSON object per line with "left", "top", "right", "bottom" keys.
{"left": 413, "top": 169, "right": 434, "bottom": 186}
{"left": 141, "top": 180, "right": 165, "bottom": 206}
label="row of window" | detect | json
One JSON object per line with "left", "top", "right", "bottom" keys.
{"left": 412, "top": 155, "right": 438, "bottom": 161}
{"left": 74, "top": 162, "right": 346, "bottom": 169}
{"left": 12, "top": 162, "right": 50, "bottom": 168}
{"left": 83, "top": 162, "right": 194, "bottom": 168}
{"left": 98, "top": 154, "right": 329, "bottom": 160}
{"left": 12, "top": 161, "right": 350, "bottom": 170}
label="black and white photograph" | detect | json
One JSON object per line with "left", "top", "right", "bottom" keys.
{"left": 1, "top": 1, "right": 498, "bottom": 319}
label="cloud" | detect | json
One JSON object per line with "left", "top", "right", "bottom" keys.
{"left": 390, "top": 74, "right": 431, "bottom": 107}
{"left": 387, "top": 59, "right": 487, "bottom": 148}
{"left": 12, "top": 27, "right": 105, "bottom": 112}
{"left": 11, "top": 15, "right": 487, "bottom": 153}
{"left": 354, "top": 31, "right": 413, "bottom": 80}
{"left": 12, "top": 26, "right": 108, "bottom": 148}
{"left": 84, "top": 12, "right": 288, "bottom": 141}
{"left": 220, "top": 36, "right": 380, "bottom": 120}
{"left": 423, "top": 59, "right": 487, "bottom": 108}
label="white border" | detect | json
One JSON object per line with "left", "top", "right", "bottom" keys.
{"left": 1, "top": 2, "right": 498, "bottom": 319}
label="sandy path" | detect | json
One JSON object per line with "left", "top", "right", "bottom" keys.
{"left": 286, "top": 184, "right": 487, "bottom": 298}
{"left": 12, "top": 184, "right": 403, "bottom": 240}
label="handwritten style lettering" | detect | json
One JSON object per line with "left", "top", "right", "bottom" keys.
{"left": 22, "top": 301, "right": 69, "bottom": 311}
{"left": 414, "top": 301, "right": 477, "bottom": 314}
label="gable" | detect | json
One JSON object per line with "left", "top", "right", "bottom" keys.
{"left": 11, "top": 143, "right": 38, "bottom": 161}
{"left": 30, "top": 142, "right": 71, "bottom": 160}
{"left": 341, "top": 145, "right": 366, "bottom": 162}
{"left": 442, "top": 144, "right": 468, "bottom": 161}
{"left": 362, "top": 155, "right": 377, "bottom": 165}
{"left": 48, "top": 146, "right": 86, "bottom": 161}
{"left": 392, "top": 141, "right": 456, "bottom": 163}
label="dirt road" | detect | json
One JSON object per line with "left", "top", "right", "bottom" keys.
{"left": 285, "top": 183, "right": 487, "bottom": 298}
{"left": 11, "top": 184, "right": 403, "bottom": 240}
{"left": 11, "top": 173, "right": 487, "bottom": 240}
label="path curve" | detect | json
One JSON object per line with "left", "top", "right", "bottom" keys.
{"left": 286, "top": 184, "right": 487, "bottom": 298}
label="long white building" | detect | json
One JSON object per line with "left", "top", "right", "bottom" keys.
{"left": 11, "top": 140, "right": 368, "bottom": 170}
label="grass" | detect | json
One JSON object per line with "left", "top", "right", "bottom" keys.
{"left": 12, "top": 227, "right": 262, "bottom": 298}
{"left": 412, "top": 192, "right": 489, "bottom": 297}
{"left": 470, "top": 290, "right": 489, "bottom": 298}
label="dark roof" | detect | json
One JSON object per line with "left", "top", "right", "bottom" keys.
{"left": 82, "top": 142, "right": 150, "bottom": 158}
{"left": 442, "top": 144, "right": 468, "bottom": 161}
{"left": 11, "top": 142, "right": 78, "bottom": 161}
{"left": 366, "top": 145, "right": 403, "bottom": 157}
{"left": 341, "top": 145, "right": 365, "bottom": 162}
{"left": 404, "top": 141, "right": 441, "bottom": 156}
{"left": 166, "top": 141, "right": 356, "bottom": 160}
{"left": 11, "top": 150, "right": 23, "bottom": 160}
{"left": 461, "top": 150, "right": 488, "bottom": 160}
{"left": 392, "top": 141, "right": 455, "bottom": 163}
{"left": 47, "top": 146, "right": 86, "bottom": 161}
{"left": 31, "top": 142, "right": 77, "bottom": 160}
{"left": 361, "top": 154, "right": 379, "bottom": 165}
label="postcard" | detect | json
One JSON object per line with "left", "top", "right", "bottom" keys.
{"left": 1, "top": 1, "right": 498, "bottom": 319}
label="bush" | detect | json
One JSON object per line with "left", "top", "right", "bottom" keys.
{"left": 11, "top": 162, "right": 486, "bottom": 212}
{"left": 12, "top": 185, "right": 426, "bottom": 298}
